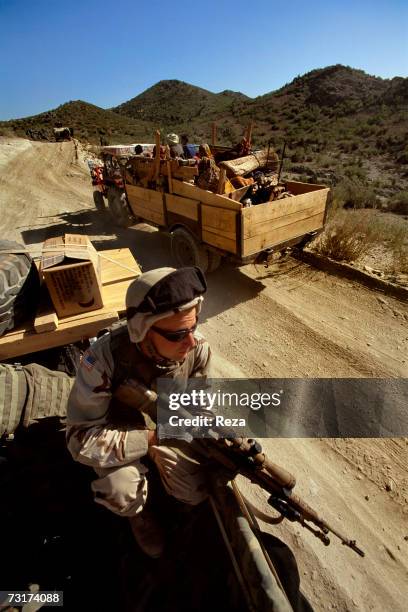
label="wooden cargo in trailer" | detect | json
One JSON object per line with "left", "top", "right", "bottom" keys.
{"left": 123, "top": 178, "right": 329, "bottom": 270}
{"left": 96, "top": 135, "right": 330, "bottom": 272}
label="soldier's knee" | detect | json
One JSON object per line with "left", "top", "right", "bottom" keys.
{"left": 91, "top": 463, "right": 148, "bottom": 516}
{"left": 149, "top": 445, "right": 208, "bottom": 506}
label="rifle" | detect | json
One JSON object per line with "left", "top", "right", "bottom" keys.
{"left": 194, "top": 433, "right": 365, "bottom": 557}
{"left": 114, "top": 379, "right": 365, "bottom": 558}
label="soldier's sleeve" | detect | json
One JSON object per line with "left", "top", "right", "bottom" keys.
{"left": 66, "top": 334, "right": 148, "bottom": 468}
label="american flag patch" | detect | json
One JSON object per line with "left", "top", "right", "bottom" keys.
{"left": 82, "top": 351, "right": 96, "bottom": 371}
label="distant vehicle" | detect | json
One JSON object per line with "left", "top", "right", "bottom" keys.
{"left": 53, "top": 126, "right": 74, "bottom": 142}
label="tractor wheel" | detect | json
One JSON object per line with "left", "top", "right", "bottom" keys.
{"left": 93, "top": 190, "right": 105, "bottom": 211}
{"left": 0, "top": 240, "right": 40, "bottom": 337}
{"left": 171, "top": 228, "right": 209, "bottom": 273}
{"left": 107, "top": 187, "right": 134, "bottom": 228}
{"left": 207, "top": 251, "right": 222, "bottom": 273}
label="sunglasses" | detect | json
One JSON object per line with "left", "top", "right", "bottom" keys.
{"left": 151, "top": 322, "right": 198, "bottom": 343}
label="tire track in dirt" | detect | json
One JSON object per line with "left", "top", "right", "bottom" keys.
{"left": 202, "top": 291, "right": 399, "bottom": 378}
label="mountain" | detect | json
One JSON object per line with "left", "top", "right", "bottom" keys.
{"left": 0, "top": 100, "right": 155, "bottom": 144}
{"left": 112, "top": 79, "right": 249, "bottom": 129}
{"left": 1, "top": 66, "right": 407, "bottom": 199}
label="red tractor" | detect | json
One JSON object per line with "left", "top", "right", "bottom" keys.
{"left": 90, "top": 153, "right": 125, "bottom": 212}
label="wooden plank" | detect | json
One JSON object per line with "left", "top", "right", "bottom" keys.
{"left": 127, "top": 200, "right": 165, "bottom": 225}
{"left": 202, "top": 229, "right": 237, "bottom": 254}
{"left": 126, "top": 184, "right": 164, "bottom": 207}
{"left": 33, "top": 286, "right": 59, "bottom": 333}
{"left": 246, "top": 122, "right": 253, "bottom": 146}
{"left": 162, "top": 165, "right": 198, "bottom": 181}
{"left": 34, "top": 307, "right": 58, "bottom": 333}
{"left": 99, "top": 249, "right": 141, "bottom": 284}
{"left": 285, "top": 181, "right": 328, "bottom": 195}
{"left": 166, "top": 161, "right": 173, "bottom": 193}
{"left": 242, "top": 201, "right": 325, "bottom": 239}
{"left": 155, "top": 130, "right": 161, "bottom": 181}
{"left": 242, "top": 212, "right": 325, "bottom": 257}
{"left": 172, "top": 179, "right": 242, "bottom": 211}
{"left": 217, "top": 168, "right": 226, "bottom": 194}
{"left": 0, "top": 312, "right": 119, "bottom": 359}
{"left": 201, "top": 206, "right": 237, "bottom": 240}
{"left": 242, "top": 189, "right": 329, "bottom": 226}
{"left": 126, "top": 184, "right": 166, "bottom": 224}
{"left": 165, "top": 194, "right": 199, "bottom": 221}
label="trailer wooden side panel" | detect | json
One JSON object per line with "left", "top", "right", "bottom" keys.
{"left": 285, "top": 181, "right": 327, "bottom": 195}
{"left": 172, "top": 179, "right": 242, "bottom": 211}
{"left": 201, "top": 205, "right": 238, "bottom": 254}
{"left": 165, "top": 194, "right": 199, "bottom": 221}
{"left": 126, "top": 184, "right": 166, "bottom": 225}
{"left": 241, "top": 186, "right": 329, "bottom": 257}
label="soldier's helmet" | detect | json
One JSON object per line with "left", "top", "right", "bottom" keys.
{"left": 125, "top": 267, "right": 207, "bottom": 343}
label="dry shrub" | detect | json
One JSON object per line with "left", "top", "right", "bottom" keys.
{"left": 387, "top": 226, "right": 408, "bottom": 274}
{"left": 315, "top": 210, "right": 408, "bottom": 271}
{"left": 315, "top": 211, "right": 381, "bottom": 262}
{"left": 392, "top": 247, "right": 408, "bottom": 274}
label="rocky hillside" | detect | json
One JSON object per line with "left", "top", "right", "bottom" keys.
{"left": 113, "top": 79, "right": 249, "bottom": 125}
{"left": 0, "top": 100, "right": 155, "bottom": 144}
{"left": 1, "top": 65, "right": 407, "bottom": 208}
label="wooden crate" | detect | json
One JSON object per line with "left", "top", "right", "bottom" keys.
{"left": 0, "top": 248, "right": 141, "bottom": 359}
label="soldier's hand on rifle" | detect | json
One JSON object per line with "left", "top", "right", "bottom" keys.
{"left": 147, "top": 430, "right": 158, "bottom": 446}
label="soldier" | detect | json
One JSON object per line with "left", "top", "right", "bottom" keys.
{"left": 66, "top": 266, "right": 211, "bottom": 558}
{"left": 167, "top": 133, "right": 185, "bottom": 159}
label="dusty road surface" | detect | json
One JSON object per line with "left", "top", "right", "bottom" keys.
{"left": 1, "top": 137, "right": 407, "bottom": 610}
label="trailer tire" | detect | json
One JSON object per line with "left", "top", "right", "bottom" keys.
{"left": 0, "top": 240, "right": 40, "bottom": 337}
{"left": 107, "top": 187, "right": 134, "bottom": 228}
{"left": 171, "top": 228, "right": 209, "bottom": 273}
{"left": 93, "top": 190, "right": 105, "bottom": 211}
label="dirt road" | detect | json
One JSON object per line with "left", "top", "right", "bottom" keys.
{"left": 1, "top": 138, "right": 407, "bottom": 610}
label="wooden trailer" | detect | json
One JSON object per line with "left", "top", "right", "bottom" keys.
{"left": 98, "top": 140, "right": 330, "bottom": 273}
{"left": 123, "top": 178, "right": 330, "bottom": 272}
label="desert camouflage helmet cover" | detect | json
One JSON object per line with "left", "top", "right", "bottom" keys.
{"left": 125, "top": 267, "right": 207, "bottom": 343}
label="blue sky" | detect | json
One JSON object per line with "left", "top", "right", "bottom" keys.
{"left": 0, "top": 0, "right": 407, "bottom": 120}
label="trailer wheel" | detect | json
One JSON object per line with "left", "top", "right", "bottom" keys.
{"left": 93, "top": 190, "right": 105, "bottom": 211}
{"left": 207, "top": 251, "right": 222, "bottom": 273}
{"left": 107, "top": 187, "right": 134, "bottom": 228}
{"left": 171, "top": 228, "right": 209, "bottom": 273}
{"left": 0, "top": 241, "right": 40, "bottom": 337}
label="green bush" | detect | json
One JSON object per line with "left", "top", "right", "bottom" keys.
{"left": 332, "top": 179, "right": 379, "bottom": 209}
{"left": 388, "top": 191, "right": 408, "bottom": 215}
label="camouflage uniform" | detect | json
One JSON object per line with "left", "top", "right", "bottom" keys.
{"left": 0, "top": 363, "right": 73, "bottom": 437}
{"left": 66, "top": 322, "right": 211, "bottom": 517}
